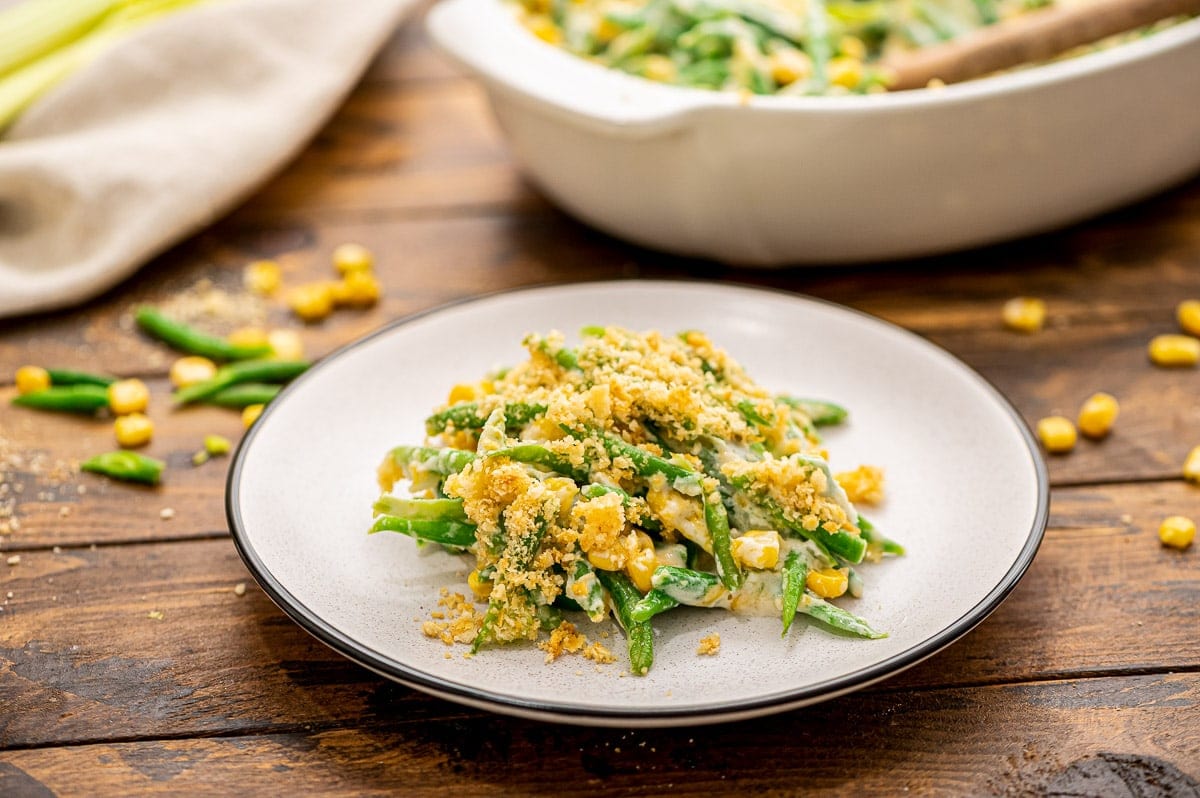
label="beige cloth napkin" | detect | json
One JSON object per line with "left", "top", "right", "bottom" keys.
{"left": 0, "top": 0, "right": 416, "bottom": 319}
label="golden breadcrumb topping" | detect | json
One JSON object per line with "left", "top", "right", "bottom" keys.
{"left": 697, "top": 633, "right": 721, "bottom": 656}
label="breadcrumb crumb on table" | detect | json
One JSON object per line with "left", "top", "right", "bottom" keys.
{"left": 697, "top": 633, "right": 721, "bottom": 656}
{"left": 583, "top": 641, "right": 616, "bottom": 664}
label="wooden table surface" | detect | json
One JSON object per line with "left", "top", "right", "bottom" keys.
{"left": 2, "top": 12, "right": 1200, "bottom": 796}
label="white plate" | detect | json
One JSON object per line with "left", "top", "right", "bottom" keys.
{"left": 227, "top": 281, "right": 1048, "bottom": 726}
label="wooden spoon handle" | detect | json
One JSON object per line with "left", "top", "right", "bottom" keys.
{"left": 881, "top": 0, "right": 1200, "bottom": 91}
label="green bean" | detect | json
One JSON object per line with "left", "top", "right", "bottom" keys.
{"left": 803, "top": 0, "right": 833, "bottom": 92}
{"left": 173, "top": 359, "right": 308, "bottom": 404}
{"left": 537, "top": 604, "right": 565, "bottom": 631}
{"left": 777, "top": 395, "right": 848, "bottom": 427}
{"left": 801, "top": 593, "right": 886, "bottom": 639}
{"left": 12, "top": 384, "right": 109, "bottom": 414}
{"left": 728, "top": 474, "right": 867, "bottom": 563}
{"left": 472, "top": 602, "right": 500, "bottom": 654}
{"left": 372, "top": 496, "right": 467, "bottom": 523}
{"left": 369, "top": 515, "right": 477, "bottom": 548}
{"left": 857, "top": 515, "right": 906, "bottom": 556}
{"left": 566, "top": 556, "right": 608, "bottom": 622}
{"left": 135, "top": 306, "right": 272, "bottom": 361}
{"left": 629, "top": 589, "right": 679, "bottom": 623}
{"left": 45, "top": 368, "right": 115, "bottom": 387}
{"left": 736, "top": 399, "right": 772, "bottom": 427}
{"left": 204, "top": 383, "right": 281, "bottom": 408}
{"left": 703, "top": 493, "right": 742, "bottom": 590}
{"left": 780, "top": 550, "right": 808, "bottom": 636}
{"left": 385, "top": 446, "right": 476, "bottom": 477}
{"left": 487, "top": 445, "right": 589, "bottom": 482}
{"left": 650, "top": 565, "right": 723, "bottom": 606}
{"left": 80, "top": 451, "right": 164, "bottom": 485}
{"left": 596, "top": 570, "right": 654, "bottom": 675}
{"left": 566, "top": 426, "right": 696, "bottom": 484}
{"left": 424, "top": 402, "right": 547, "bottom": 435}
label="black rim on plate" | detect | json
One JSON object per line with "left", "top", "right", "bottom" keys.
{"left": 226, "top": 279, "right": 1050, "bottom": 723}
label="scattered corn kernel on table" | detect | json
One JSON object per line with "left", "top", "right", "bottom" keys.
{"left": 2, "top": 13, "right": 1200, "bottom": 796}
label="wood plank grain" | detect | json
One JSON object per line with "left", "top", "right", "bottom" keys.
{"left": 1, "top": 480, "right": 1197, "bottom": 747}
{"left": 1, "top": 672, "right": 1198, "bottom": 796}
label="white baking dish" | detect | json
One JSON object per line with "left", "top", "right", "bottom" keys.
{"left": 427, "top": 0, "right": 1200, "bottom": 264}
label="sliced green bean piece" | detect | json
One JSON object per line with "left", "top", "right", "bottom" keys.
{"left": 135, "top": 306, "right": 272, "bottom": 361}
{"left": 472, "top": 602, "right": 500, "bottom": 654}
{"left": 385, "top": 446, "right": 476, "bottom": 477}
{"left": 205, "top": 383, "right": 281, "bottom": 408}
{"left": 780, "top": 550, "right": 808, "bottom": 636}
{"left": 424, "top": 402, "right": 547, "bottom": 435}
{"left": 703, "top": 493, "right": 742, "bottom": 590}
{"left": 629, "top": 589, "right": 679, "bottom": 623}
{"left": 80, "top": 451, "right": 164, "bottom": 485}
{"left": 777, "top": 395, "right": 848, "bottom": 427}
{"left": 857, "top": 514, "right": 906, "bottom": 556}
{"left": 487, "top": 444, "right": 588, "bottom": 482}
{"left": 650, "top": 565, "right": 724, "bottom": 606}
{"left": 46, "top": 368, "right": 115, "bottom": 387}
{"left": 801, "top": 593, "right": 886, "bottom": 639}
{"left": 565, "top": 426, "right": 696, "bottom": 485}
{"left": 372, "top": 496, "right": 467, "bottom": 523}
{"left": 596, "top": 570, "right": 654, "bottom": 675}
{"left": 537, "top": 604, "right": 565, "bottom": 631}
{"left": 566, "top": 556, "right": 607, "bottom": 622}
{"left": 173, "top": 359, "right": 308, "bottom": 404}
{"left": 12, "top": 384, "right": 109, "bottom": 414}
{"left": 369, "top": 515, "right": 476, "bottom": 548}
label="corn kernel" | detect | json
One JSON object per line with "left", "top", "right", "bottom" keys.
{"left": 448, "top": 383, "right": 478, "bottom": 404}
{"left": 626, "top": 546, "right": 658, "bottom": 593}
{"left": 242, "top": 403, "right": 264, "bottom": 428}
{"left": 1184, "top": 446, "right": 1200, "bottom": 483}
{"left": 594, "top": 16, "right": 622, "bottom": 44}
{"left": 169, "top": 356, "right": 217, "bottom": 388}
{"left": 839, "top": 35, "right": 866, "bottom": 60}
{"left": 587, "top": 548, "right": 624, "bottom": 572}
{"left": 15, "top": 365, "right": 50, "bottom": 395}
{"left": 228, "top": 327, "right": 269, "bottom": 350}
{"left": 1036, "top": 416, "right": 1077, "bottom": 454}
{"left": 806, "top": 567, "right": 848, "bottom": 599}
{"left": 1077, "top": 392, "right": 1119, "bottom": 439}
{"left": 828, "top": 57, "right": 863, "bottom": 89}
{"left": 1148, "top": 334, "right": 1200, "bottom": 367}
{"left": 1158, "top": 515, "right": 1195, "bottom": 550}
{"left": 108, "top": 378, "right": 150, "bottom": 415}
{"left": 730, "top": 529, "right": 780, "bottom": 570}
{"left": 204, "top": 434, "right": 232, "bottom": 456}
{"left": 1002, "top": 297, "right": 1046, "bottom": 333}
{"left": 1177, "top": 300, "right": 1200, "bottom": 336}
{"left": 332, "top": 243, "right": 374, "bottom": 275}
{"left": 769, "top": 48, "right": 811, "bottom": 86}
{"left": 467, "top": 569, "right": 492, "bottom": 600}
{"left": 641, "top": 54, "right": 676, "bottom": 83}
{"left": 526, "top": 14, "right": 562, "bottom": 43}
{"left": 266, "top": 329, "right": 305, "bottom": 361}
{"left": 114, "top": 413, "right": 154, "bottom": 447}
{"left": 330, "top": 270, "right": 381, "bottom": 309}
{"left": 243, "top": 260, "right": 282, "bottom": 296}
{"left": 192, "top": 450, "right": 210, "bottom": 466}
{"left": 288, "top": 283, "right": 335, "bottom": 323}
